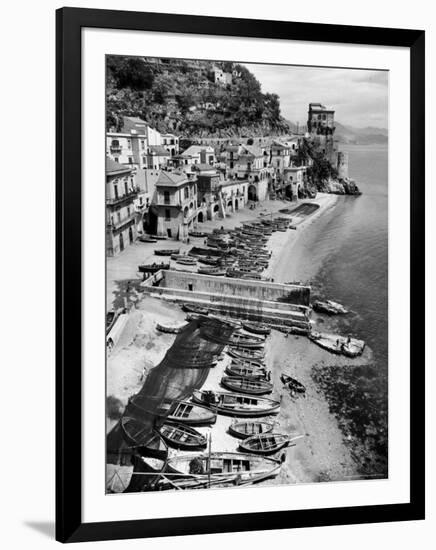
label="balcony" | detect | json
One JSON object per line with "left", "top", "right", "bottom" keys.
{"left": 107, "top": 212, "right": 137, "bottom": 232}
{"left": 106, "top": 188, "right": 139, "bottom": 207}
{"left": 110, "top": 145, "right": 122, "bottom": 153}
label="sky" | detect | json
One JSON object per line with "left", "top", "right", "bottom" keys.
{"left": 244, "top": 63, "right": 388, "bottom": 130}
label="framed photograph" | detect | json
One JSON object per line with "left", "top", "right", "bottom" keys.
{"left": 56, "top": 7, "right": 425, "bottom": 543}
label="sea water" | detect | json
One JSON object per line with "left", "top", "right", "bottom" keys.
{"left": 293, "top": 144, "right": 389, "bottom": 371}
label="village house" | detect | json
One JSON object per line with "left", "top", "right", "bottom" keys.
{"left": 106, "top": 158, "right": 138, "bottom": 256}
{"left": 180, "top": 145, "right": 216, "bottom": 166}
{"left": 282, "top": 165, "right": 308, "bottom": 200}
{"left": 151, "top": 171, "right": 198, "bottom": 240}
{"left": 106, "top": 132, "right": 148, "bottom": 169}
{"left": 225, "top": 144, "right": 270, "bottom": 202}
{"left": 270, "top": 140, "right": 292, "bottom": 174}
{"left": 212, "top": 66, "right": 232, "bottom": 86}
{"left": 133, "top": 169, "right": 160, "bottom": 234}
{"left": 161, "top": 133, "right": 179, "bottom": 157}
{"left": 147, "top": 145, "right": 171, "bottom": 170}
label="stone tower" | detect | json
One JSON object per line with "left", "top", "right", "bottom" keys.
{"left": 337, "top": 151, "right": 349, "bottom": 180}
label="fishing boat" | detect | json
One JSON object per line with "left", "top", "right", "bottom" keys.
{"left": 158, "top": 422, "right": 207, "bottom": 450}
{"left": 192, "top": 390, "right": 280, "bottom": 417}
{"left": 189, "top": 231, "right": 208, "bottom": 238}
{"left": 176, "top": 257, "right": 197, "bottom": 266}
{"left": 106, "top": 309, "right": 121, "bottom": 335}
{"left": 228, "top": 420, "right": 275, "bottom": 439}
{"left": 155, "top": 248, "right": 180, "bottom": 256}
{"left": 139, "top": 235, "right": 158, "bottom": 243}
{"left": 158, "top": 451, "right": 281, "bottom": 489}
{"left": 182, "top": 303, "right": 209, "bottom": 315}
{"left": 312, "top": 300, "right": 348, "bottom": 315}
{"left": 239, "top": 433, "right": 291, "bottom": 455}
{"left": 221, "top": 376, "right": 273, "bottom": 395}
{"left": 227, "top": 347, "right": 265, "bottom": 361}
{"left": 309, "top": 331, "right": 365, "bottom": 357}
{"left": 229, "top": 356, "right": 266, "bottom": 370}
{"left": 121, "top": 416, "right": 158, "bottom": 447}
{"left": 197, "top": 256, "right": 219, "bottom": 266}
{"left": 226, "top": 365, "right": 266, "bottom": 380}
{"left": 242, "top": 322, "right": 271, "bottom": 336}
{"left": 128, "top": 396, "right": 217, "bottom": 425}
{"left": 138, "top": 262, "right": 170, "bottom": 274}
{"left": 197, "top": 267, "right": 226, "bottom": 276}
{"left": 229, "top": 333, "right": 265, "bottom": 350}
{"left": 156, "top": 321, "right": 187, "bottom": 334}
{"left": 280, "top": 374, "right": 306, "bottom": 394}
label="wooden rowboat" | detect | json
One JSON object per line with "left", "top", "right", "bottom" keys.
{"left": 158, "top": 452, "right": 281, "bottom": 489}
{"left": 229, "top": 334, "right": 265, "bottom": 350}
{"left": 158, "top": 422, "right": 207, "bottom": 450}
{"left": 242, "top": 322, "right": 271, "bottom": 335}
{"left": 192, "top": 390, "right": 280, "bottom": 417}
{"left": 182, "top": 303, "right": 209, "bottom": 315}
{"left": 227, "top": 347, "right": 265, "bottom": 361}
{"left": 239, "top": 433, "right": 291, "bottom": 455}
{"left": 226, "top": 364, "right": 266, "bottom": 379}
{"left": 221, "top": 376, "right": 273, "bottom": 395}
{"left": 229, "top": 420, "right": 275, "bottom": 439}
{"left": 176, "top": 257, "right": 197, "bottom": 265}
{"left": 128, "top": 396, "right": 217, "bottom": 425}
{"left": 155, "top": 248, "right": 180, "bottom": 256}
{"left": 197, "top": 267, "right": 226, "bottom": 276}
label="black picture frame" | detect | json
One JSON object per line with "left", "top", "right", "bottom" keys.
{"left": 56, "top": 7, "right": 425, "bottom": 543}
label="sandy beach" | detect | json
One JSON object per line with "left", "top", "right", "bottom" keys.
{"left": 107, "top": 193, "right": 376, "bottom": 488}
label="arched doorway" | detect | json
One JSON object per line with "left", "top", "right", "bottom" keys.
{"left": 128, "top": 226, "right": 134, "bottom": 244}
{"left": 235, "top": 199, "right": 239, "bottom": 210}
{"left": 213, "top": 204, "right": 219, "bottom": 213}
{"left": 227, "top": 200, "right": 232, "bottom": 209}
{"left": 197, "top": 211, "right": 204, "bottom": 223}
{"left": 248, "top": 184, "right": 258, "bottom": 202}
{"left": 119, "top": 232, "right": 124, "bottom": 252}
{"left": 285, "top": 184, "right": 293, "bottom": 200}
{"left": 183, "top": 206, "right": 189, "bottom": 218}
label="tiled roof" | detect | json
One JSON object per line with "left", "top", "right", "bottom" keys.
{"left": 156, "top": 170, "right": 189, "bottom": 187}
{"left": 181, "top": 145, "right": 214, "bottom": 157}
{"left": 149, "top": 145, "right": 171, "bottom": 156}
{"left": 106, "top": 157, "right": 133, "bottom": 175}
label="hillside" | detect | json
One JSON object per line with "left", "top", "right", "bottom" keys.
{"left": 106, "top": 56, "right": 292, "bottom": 138}
{"left": 334, "top": 122, "right": 388, "bottom": 145}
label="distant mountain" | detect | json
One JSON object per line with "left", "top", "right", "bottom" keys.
{"left": 334, "top": 122, "right": 388, "bottom": 145}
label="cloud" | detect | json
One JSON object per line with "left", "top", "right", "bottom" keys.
{"left": 245, "top": 63, "right": 388, "bottom": 129}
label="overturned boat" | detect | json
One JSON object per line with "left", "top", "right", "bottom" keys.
{"left": 280, "top": 374, "right": 306, "bottom": 394}
{"left": 228, "top": 420, "right": 274, "bottom": 440}
{"left": 220, "top": 376, "right": 273, "bottom": 395}
{"left": 155, "top": 248, "right": 180, "bottom": 256}
{"left": 192, "top": 390, "right": 280, "bottom": 417}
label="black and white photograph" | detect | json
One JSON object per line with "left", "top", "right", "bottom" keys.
{"left": 105, "top": 56, "right": 389, "bottom": 494}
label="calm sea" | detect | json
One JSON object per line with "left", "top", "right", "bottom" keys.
{"left": 294, "top": 144, "right": 388, "bottom": 370}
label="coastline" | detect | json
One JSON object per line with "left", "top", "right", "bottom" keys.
{"left": 107, "top": 193, "right": 377, "bottom": 487}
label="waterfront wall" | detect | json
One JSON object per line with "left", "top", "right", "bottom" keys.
{"left": 141, "top": 270, "right": 311, "bottom": 330}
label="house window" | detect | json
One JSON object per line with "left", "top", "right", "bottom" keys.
{"left": 141, "top": 140, "right": 145, "bottom": 149}
{"left": 114, "top": 184, "right": 119, "bottom": 199}
{"left": 127, "top": 139, "right": 131, "bottom": 148}
{"left": 127, "top": 206, "right": 131, "bottom": 216}
{"left": 114, "top": 157, "right": 119, "bottom": 163}
{"left": 165, "top": 209, "right": 171, "bottom": 221}
{"left": 184, "top": 187, "right": 189, "bottom": 199}
{"left": 164, "top": 191, "right": 170, "bottom": 204}
{"left": 124, "top": 181, "right": 128, "bottom": 195}
{"left": 117, "top": 211, "right": 121, "bottom": 223}
{"left": 128, "top": 157, "right": 133, "bottom": 164}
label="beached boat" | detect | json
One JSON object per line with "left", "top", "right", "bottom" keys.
{"left": 229, "top": 357, "right": 265, "bottom": 369}
{"left": 228, "top": 420, "right": 274, "bottom": 439}
{"left": 128, "top": 396, "right": 217, "bottom": 425}
{"left": 312, "top": 300, "right": 348, "bottom": 315}
{"left": 138, "top": 262, "right": 169, "bottom": 274}
{"left": 227, "top": 347, "right": 265, "bottom": 361}
{"left": 155, "top": 248, "right": 180, "bottom": 256}
{"left": 226, "top": 363, "right": 266, "bottom": 379}
{"left": 242, "top": 322, "right": 271, "bottom": 336}
{"left": 239, "top": 433, "right": 291, "bottom": 455}
{"left": 229, "top": 333, "right": 265, "bottom": 350}
{"left": 157, "top": 452, "right": 281, "bottom": 490}
{"left": 189, "top": 231, "right": 208, "bottom": 238}
{"left": 106, "top": 309, "right": 122, "bottom": 335}
{"left": 139, "top": 235, "right": 158, "bottom": 243}
{"left": 182, "top": 303, "right": 209, "bottom": 315}
{"left": 176, "top": 257, "right": 197, "bottom": 266}
{"left": 121, "top": 416, "right": 158, "bottom": 447}
{"left": 280, "top": 374, "right": 306, "bottom": 394}
{"left": 309, "top": 331, "right": 365, "bottom": 357}
{"left": 156, "top": 322, "right": 187, "bottom": 334}
{"left": 158, "top": 422, "right": 207, "bottom": 450}
{"left": 192, "top": 390, "right": 280, "bottom": 417}
{"left": 197, "top": 256, "right": 219, "bottom": 266}
{"left": 197, "top": 267, "right": 226, "bottom": 276}
{"left": 221, "top": 376, "right": 273, "bottom": 395}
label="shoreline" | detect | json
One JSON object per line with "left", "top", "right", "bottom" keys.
{"left": 107, "top": 194, "right": 379, "bottom": 487}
